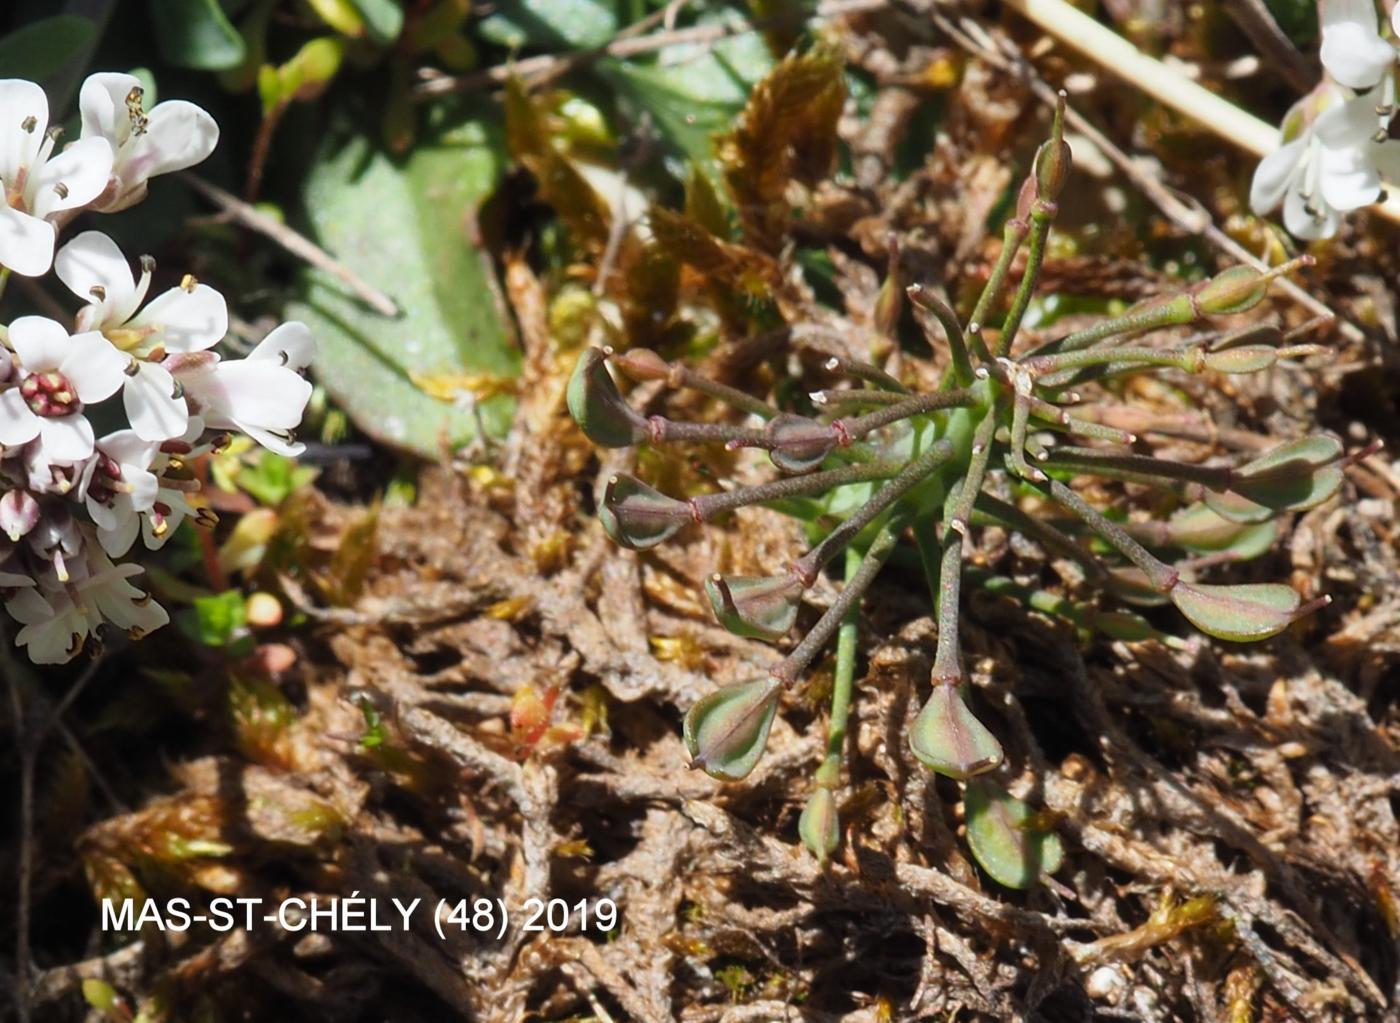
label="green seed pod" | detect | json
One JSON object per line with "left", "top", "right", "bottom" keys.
{"left": 1170, "top": 580, "right": 1322, "bottom": 642}
{"left": 909, "top": 682, "right": 1003, "bottom": 780}
{"left": 766, "top": 414, "right": 838, "bottom": 474}
{"left": 610, "top": 347, "right": 671, "bottom": 382}
{"left": 1033, "top": 138, "right": 1072, "bottom": 201}
{"left": 599, "top": 474, "right": 691, "bottom": 550}
{"left": 1205, "top": 434, "right": 1345, "bottom": 523}
{"left": 799, "top": 786, "right": 840, "bottom": 863}
{"left": 683, "top": 678, "right": 782, "bottom": 782}
{"left": 1203, "top": 345, "right": 1277, "bottom": 374}
{"left": 964, "top": 777, "right": 1063, "bottom": 890}
{"left": 1194, "top": 266, "right": 1270, "bottom": 316}
{"left": 704, "top": 572, "right": 803, "bottom": 641}
{"left": 567, "top": 347, "right": 648, "bottom": 448}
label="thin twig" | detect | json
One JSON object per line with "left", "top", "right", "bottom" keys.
{"left": 2, "top": 634, "right": 34, "bottom": 1023}
{"left": 180, "top": 173, "right": 400, "bottom": 318}
{"left": 1220, "top": 0, "right": 1315, "bottom": 93}
{"left": 412, "top": 0, "right": 889, "bottom": 99}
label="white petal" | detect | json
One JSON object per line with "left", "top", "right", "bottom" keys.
{"left": 0, "top": 79, "right": 48, "bottom": 184}
{"left": 79, "top": 73, "right": 140, "bottom": 148}
{"left": 132, "top": 282, "right": 228, "bottom": 352}
{"left": 124, "top": 361, "right": 188, "bottom": 441}
{"left": 59, "top": 332, "right": 127, "bottom": 403}
{"left": 250, "top": 321, "right": 316, "bottom": 371}
{"left": 1320, "top": 0, "right": 1394, "bottom": 89}
{"left": 1319, "top": 145, "right": 1382, "bottom": 209}
{"left": 55, "top": 231, "right": 138, "bottom": 324}
{"left": 196, "top": 359, "right": 313, "bottom": 432}
{"left": 86, "top": 492, "right": 120, "bottom": 531}
{"left": 123, "top": 100, "right": 219, "bottom": 180}
{"left": 9, "top": 315, "right": 71, "bottom": 371}
{"left": 1315, "top": 92, "right": 1382, "bottom": 148}
{"left": 1250, "top": 137, "right": 1306, "bottom": 214}
{"left": 98, "top": 428, "right": 157, "bottom": 470}
{"left": 0, "top": 205, "right": 55, "bottom": 277}
{"left": 1283, "top": 185, "right": 1341, "bottom": 239}
{"left": 240, "top": 422, "right": 306, "bottom": 457}
{"left": 96, "top": 512, "right": 140, "bottom": 558}
{"left": 29, "top": 136, "right": 113, "bottom": 218}
{"left": 0, "top": 389, "right": 39, "bottom": 445}
{"left": 37, "top": 414, "right": 95, "bottom": 463}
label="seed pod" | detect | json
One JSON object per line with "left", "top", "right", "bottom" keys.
{"left": 1170, "top": 579, "right": 1323, "bottom": 642}
{"left": 610, "top": 347, "right": 671, "bottom": 382}
{"left": 683, "top": 677, "right": 782, "bottom": 782}
{"left": 704, "top": 572, "right": 803, "bottom": 641}
{"left": 598, "top": 474, "right": 691, "bottom": 550}
{"left": 799, "top": 786, "right": 840, "bottom": 862}
{"left": 909, "top": 682, "right": 1003, "bottom": 780}
{"left": 1194, "top": 266, "right": 1270, "bottom": 316}
{"left": 566, "top": 347, "right": 648, "bottom": 448}
{"left": 1166, "top": 503, "right": 1276, "bottom": 559}
{"left": 1205, "top": 435, "right": 1344, "bottom": 523}
{"left": 964, "top": 777, "right": 1064, "bottom": 890}
{"left": 766, "top": 414, "right": 837, "bottom": 474}
{"left": 1033, "top": 137, "right": 1071, "bottom": 201}
{"left": 1203, "top": 346, "right": 1277, "bottom": 374}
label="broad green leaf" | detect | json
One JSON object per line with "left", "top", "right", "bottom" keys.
{"left": 288, "top": 107, "right": 518, "bottom": 457}
{"left": 150, "top": 0, "right": 247, "bottom": 70}
{"left": 0, "top": 15, "right": 95, "bottom": 90}
{"left": 478, "top": 0, "right": 618, "bottom": 49}
{"left": 595, "top": 11, "right": 773, "bottom": 175}
{"left": 965, "top": 778, "right": 1063, "bottom": 890}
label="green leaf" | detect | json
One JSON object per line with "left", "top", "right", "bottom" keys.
{"left": 595, "top": 11, "right": 773, "bottom": 175}
{"left": 349, "top": 0, "right": 405, "bottom": 44}
{"left": 478, "top": 0, "right": 618, "bottom": 49}
{"left": 182, "top": 590, "right": 248, "bottom": 649}
{"left": 0, "top": 15, "right": 95, "bottom": 89}
{"left": 150, "top": 0, "right": 247, "bottom": 70}
{"left": 288, "top": 106, "right": 518, "bottom": 457}
{"left": 965, "top": 777, "right": 1063, "bottom": 890}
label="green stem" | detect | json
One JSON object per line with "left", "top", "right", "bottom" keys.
{"left": 1040, "top": 478, "right": 1179, "bottom": 591}
{"left": 690, "top": 459, "right": 907, "bottom": 520}
{"left": 908, "top": 284, "right": 974, "bottom": 385}
{"left": 995, "top": 200, "right": 1054, "bottom": 358}
{"left": 815, "top": 546, "right": 862, "bottom": 789}
{"left": 968, "top": 218, "right": 1029, "bottom": 358}
{"left": 1035, "top": 446, "right": 1231, "bottom": 490}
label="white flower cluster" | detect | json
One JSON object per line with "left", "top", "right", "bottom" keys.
{"left": 0, "top": 73, "right": 316, "bottom": 663}
{"left": 1251, "top": 0, "right": 1400, "bottom": 238}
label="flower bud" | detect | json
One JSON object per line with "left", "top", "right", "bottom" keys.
{"left": 567, "top": 347, "right": 648, "bottom": 448}
{"left": 704, "top": 572, "right": 802, "bottom": 641}
{"left": 0, "top": 489, "right": 39, "bottom": 542}
{"left": 766, "top": 414, "right": 837, "bottom": 474}
{"left": 683, "top": 677, "right": 782, "bottom": 782}
{"left": 610, "top": 347, "right": 671, "bottom": 382}
{"left": 1033, "top": 138, "right": 1072, "bottom": 201}
{"left": 799, "top": 786, "right": 840, "bottom": 862}
{"left": 909, "top": 682, "right": 1003, "bottom": 780}
{"left": 1169, "top": 579, "right": 1325, "bottom": 642}
{"left": 599, "top": 474, "right": 692, "bottom": 550}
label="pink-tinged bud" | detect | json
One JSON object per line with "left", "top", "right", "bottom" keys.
{"left": 908, "top": 682, "right": 1003, "bottom": 780}
{"left": 683, "top": 677, "right": 782, "bottom": 782}
{"left": 567, "top": 348, "right": 648, "bottom": 448}
{"left": 0, "top": 490, "right": 39, "bottom": 542}
{"left": 766, "top": 414, "right": 837, "bottom": 474}
{"left": 1169, "top": 579, "right": 1327, "bottom": 642}
{"left": 704, "top": 572, "right": 803, "bottom": 641}
{"left": 599, "top": 474, "right": 691, "bottom": 550}
{"left": 799, "top": 786, "right": 840, "bottom": 863}
{"left": 610, "top": 348, "right": 671, "bottom": 382}
{"left": 1013, "top": 176, "right": 1036, "bottom": 225}
{"left": 964, "top": 777, "right": 1064, "bottom": 890}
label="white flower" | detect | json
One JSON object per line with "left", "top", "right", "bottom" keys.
{"left": 83, "top": 430, "right": 159, "bottom": 557}
{"left": 1250, "top": 89, "right": 1400, "bottom": 238}
{"left": 1320, "top": 0, "right": 1399, "bottom": 91}
{"left": 7, "top": 585, "right": 86, "bottom": 663}
{"left": 173, "top": 322, "right": 316, "bottom": 457}
{"left": 0, "top": 80, "right": 113, "bottom": 276}
{"left": 0, "top": 316, "right": 127, "bottom": 462}
{"left": 55, "top": 231, "right": 228, "bottom": 441}
{"left": 79, "top": 73, "right": 218, "bottom": 213}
